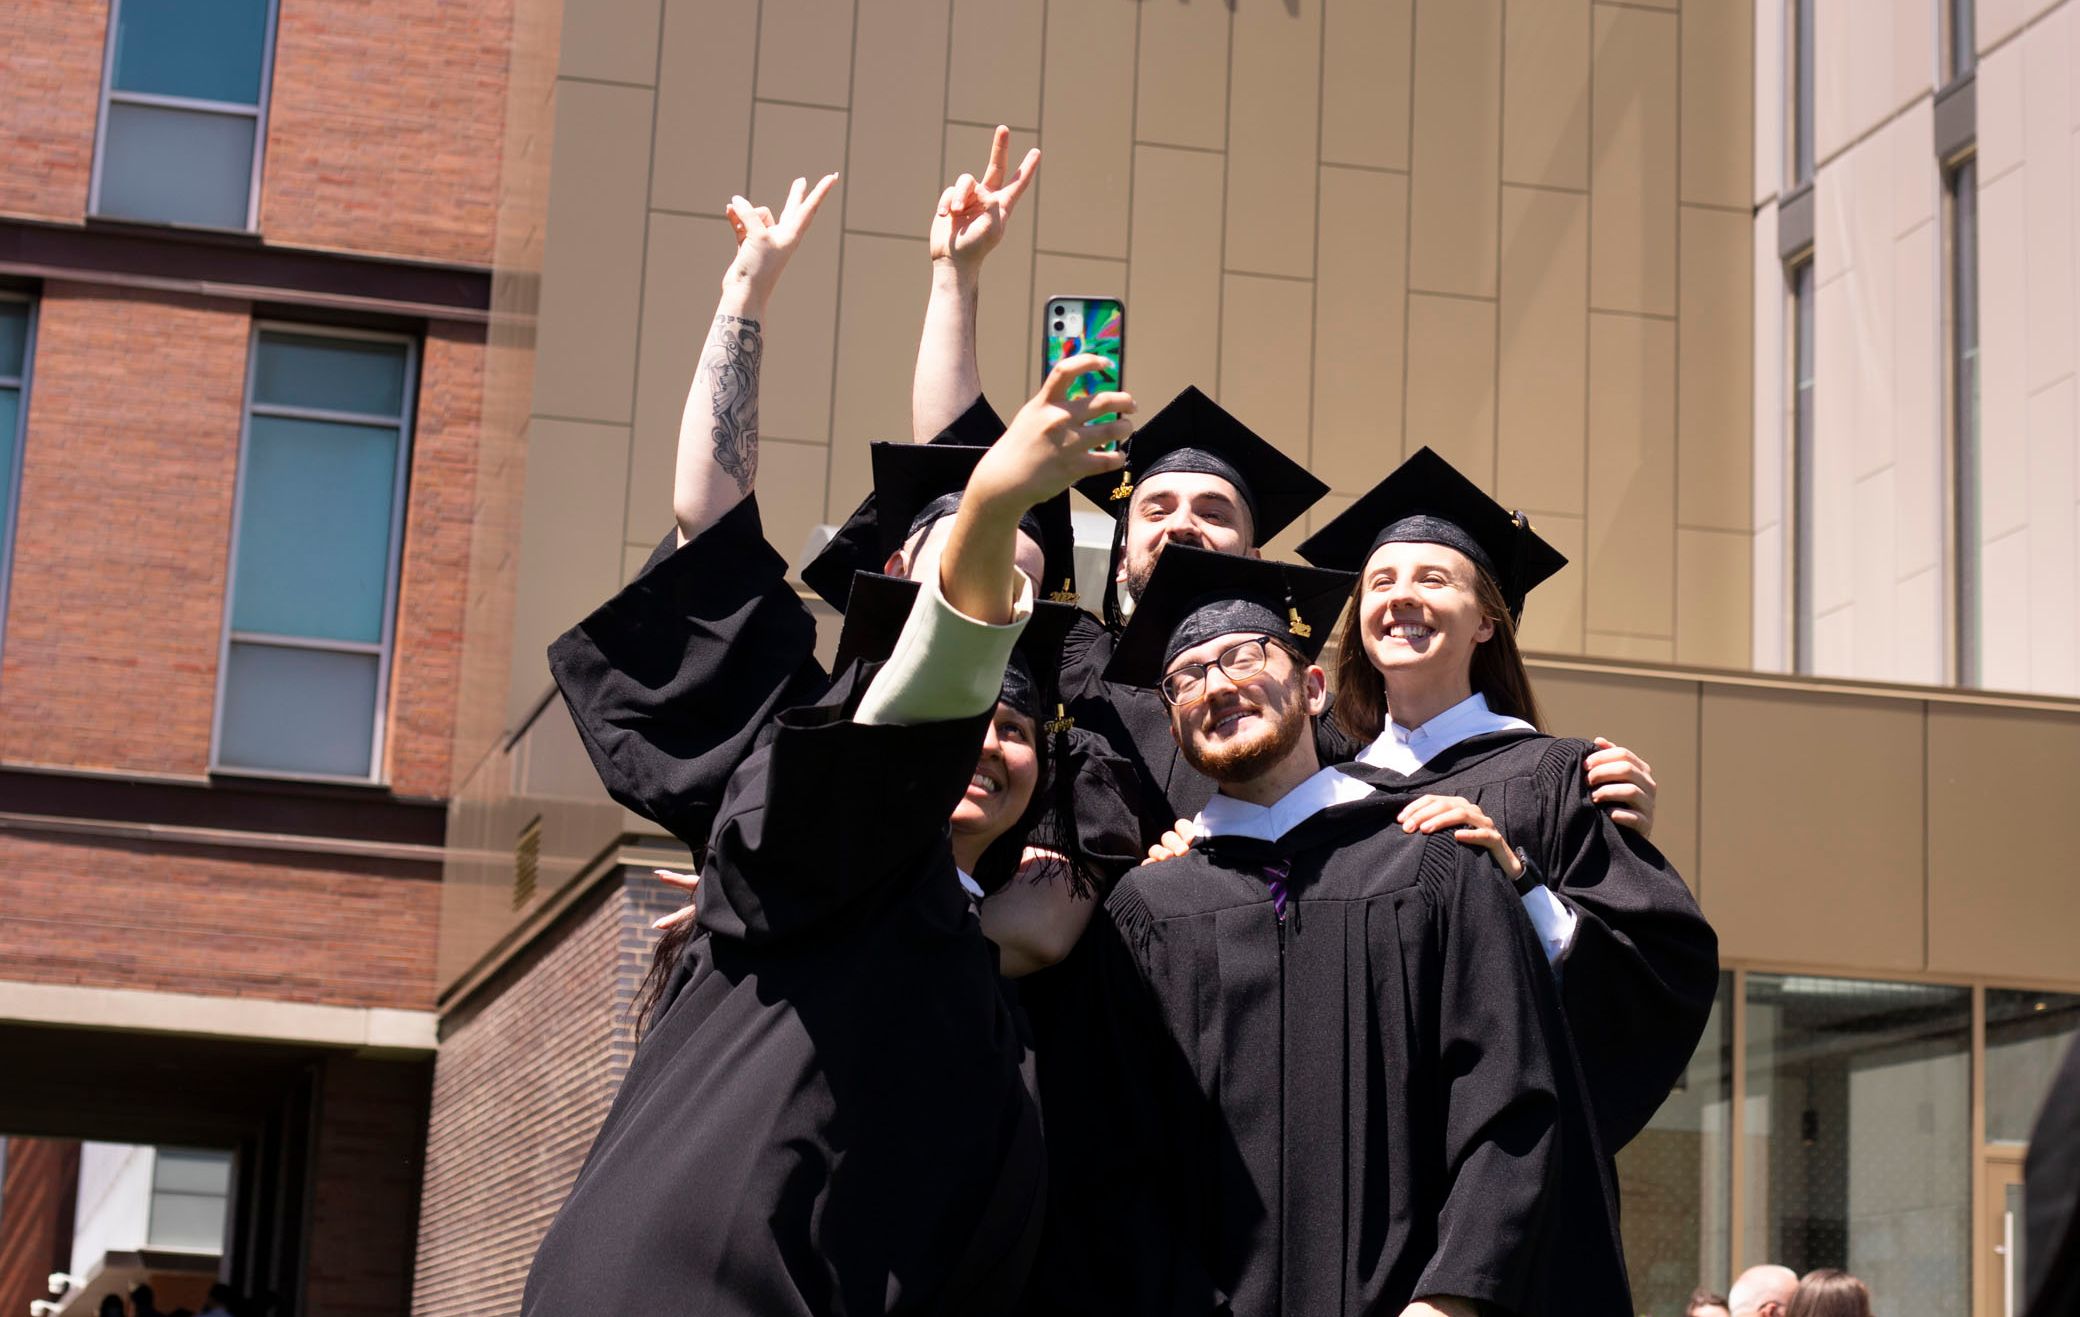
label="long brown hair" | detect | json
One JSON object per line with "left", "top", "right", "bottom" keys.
{"left": 1785, "top": 1271, "right": 1872, "bottom": 1317}
{"left": 1330, "top": 555, "right": 1543, "bottom": 742}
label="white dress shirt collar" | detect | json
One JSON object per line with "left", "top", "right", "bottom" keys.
{"left": 1355, "top": 691, "right": 1535, "bottom": 774}
{"left": 1195, "top": 765, "right": 1378, "bottom": 843}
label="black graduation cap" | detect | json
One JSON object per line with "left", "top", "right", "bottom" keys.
{"left": 1072, "top": 385, "right": 1328, "bottom": 542}
{"left": 1294, "top": 445, "right": 1567, "bottom": 623}
{"left": 801, "top": 443, "right": 1081, "bottom": 610}
{"left": 1102, "top": 544, "right": 1355, "bottom": 690}
{"left": 832, "top": 571, "right": 1081, "bottom": 721}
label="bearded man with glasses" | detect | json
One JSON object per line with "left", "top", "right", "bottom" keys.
{"left": 1073, "top": 544, "right": 1630, "bottom": 1317}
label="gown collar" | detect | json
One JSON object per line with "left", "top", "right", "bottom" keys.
{"left": 1196, "top": 764, "right": 1379, "bottom": 843}
{"left": 1355, "top": 691, "right": 1536, "bottom": 774}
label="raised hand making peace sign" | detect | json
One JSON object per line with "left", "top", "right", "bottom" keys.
{"left": 720, "top": 171, "right": 840, "bottom": 313}
{"left": 931, "top": 125, "right": 1040, "bottom": 271}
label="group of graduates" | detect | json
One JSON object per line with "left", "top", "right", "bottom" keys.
{"left": 518, "top": 133, "right": 1723, "bottom": 1316}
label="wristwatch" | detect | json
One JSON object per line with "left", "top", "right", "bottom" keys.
{"left": 1511, "top": 846, "right": 1546, "bottom": 898}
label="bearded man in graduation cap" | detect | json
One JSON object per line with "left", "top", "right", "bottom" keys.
{"left": 1082, "top": 544, "right": 1616, "bottom": 1317}
{"left": 905, "top": 127, "right": 1665, "bottom": 854}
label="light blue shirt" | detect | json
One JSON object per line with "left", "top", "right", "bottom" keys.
{"left": 1355, "top": 691, "right": 1537, "bottom": 774}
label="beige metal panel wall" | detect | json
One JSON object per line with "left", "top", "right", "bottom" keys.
{"left": 1926, "top": 703, "right": 2080, "bottom": 984}
{"left": 1534, "top": 660, "right": 2080, "bottom": 990}
{"left": 470, "top": 0, "right": 1757, "bottom": 730}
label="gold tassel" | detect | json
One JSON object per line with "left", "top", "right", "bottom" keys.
{"left": 1287, "top": 606, "right": 1312, "bottom": 640}
{"left": 1044, "top": 702, "right": 1076, "bottom": 735}
{"left": 1109, "top": 473, "right": 1134, "bottom": 501}
{"left": 1049, "top": 578, "right": 1079, "bottom": 603}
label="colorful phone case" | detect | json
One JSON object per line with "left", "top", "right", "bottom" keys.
{"left": 1043, "top": 295, "right": 1125, "bottom": 426}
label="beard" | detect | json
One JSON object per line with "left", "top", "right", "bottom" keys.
{"left": 1179, "top": 694, "right": 1310, "bottom": 785}
{"left": 1120, "top": 551, "right": 1157, "bottom": 611}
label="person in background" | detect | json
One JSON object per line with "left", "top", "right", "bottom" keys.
{"left": 1686, "top": 1287, "right": 1732, "bottom": 1317}
{"left": 1785, "top": 1270, "right": 1873, "bottom": 1317}
{"left": 127, "top": 1284, "right": 162, "bottom": 1317}
{"left": 97, "top": 1297, "right": 124, "bottom": 1317}
{"left": 196, "top": 1283, "right": 239, "bottom": 1317}
{"left": 1727, "top": 1264, "right": 1799, "bottom": 1317}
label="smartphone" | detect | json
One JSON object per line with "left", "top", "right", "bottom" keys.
{"left": 1042, "top": 295, "right": 1126, "bottom": 440}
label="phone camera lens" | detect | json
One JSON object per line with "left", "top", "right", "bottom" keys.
{"left": 1051, "top": 304, "right": 1065, "bottom": 315}
{"left": 1053, "top": 320, "right": 1065, "bottom": 332}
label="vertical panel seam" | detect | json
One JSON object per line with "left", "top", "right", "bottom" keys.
{"left": 1024, "top": 0, "right": 1050, "bottom": 394}
{"left": 1673, "top": 1, "right": 1684, "bottom": 658}
{"left": 1307, "top": 0, "right": 1326, "bottom": 490}
{"left": 1581, "top": 0, "right": 1596, "bottom": 652}
{"left": 1398, "top": 0, "right": 1417, "bottom": 464}
{"left": 820, "top": 0, "right": 862, "bottom": 521}
{"left": 618, "top": 0, "right": 671, "bottom": 551}
{"left": 1493, "top": 0, "right": 1507, "bottom": 494}
{"left": 1213, "top": 0, "right": 1237, "bottom": 391}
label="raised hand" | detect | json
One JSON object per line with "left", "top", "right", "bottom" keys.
{"left": 721, "top": 172, "right": 840, "bottom": 312}
{"left": 930, "top": 126, "right": 1039, "bottom": 271}
{"left": 937, "top": 356, "right": 1130, "bottom": 623}
{"left": 968, "top": 354, "right": 1132, "bottom": 512}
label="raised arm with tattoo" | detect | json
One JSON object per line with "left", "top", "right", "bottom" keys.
{"left": 912, "top": 126, "right": 1039, "bottom": 442}
{"left": 673, "top": 172, "right": 840, "bottom": 545}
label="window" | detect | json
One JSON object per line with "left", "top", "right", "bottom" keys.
{"left": 1947, "top": 160, "right": 1981, "bottom": 686}
{"left": 1619, "top": 974, "right": 1735, "bottom": 1317}
{"left": 1790, "top": 0, "right": 1816, "bottom": 185}
{"left": 1790, "top": 260, "right": 1817, "bottom": 672}
{"left": 1986, "top": 990, "right": 2080, "bottom": 1145}
{"left": 214, "top": 327, "right": 415, "bottom": 781}
{"left": 148, "top": 1147, "right": 232, "bottom": 1252}
{"left": 0, "top": 296, "right": 34, "bottom": 655}
{"left": 1743, "top": 975, "right": 1972, "bottom": 1317}
{"left": 91, "top": 0, "right": 279, "bottom": 230}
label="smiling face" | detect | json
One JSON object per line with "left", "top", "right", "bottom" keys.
{"left": 948, "top": 701, "right": 1041, "bottom": 845}
{"left": 889, "top": 516, "right": 1047, "bottom": 591}
{"left": 1163, "top": 632, "right": 1327, "bottom": 785}
{"left": 1356, "top": 540, "right": 1493, "bottom": 693}
{"left": 1117, "top": 472, "right": 1256, "bottom": 603}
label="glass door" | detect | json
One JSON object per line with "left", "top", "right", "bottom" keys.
{"left": 1979, "top": 1149, "right": 2026, "bottom": 1317}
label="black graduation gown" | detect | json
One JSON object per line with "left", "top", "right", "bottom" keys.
{"left": 1057, "top": 612, "right": 1362, "bottom": 846}
{"left": 547, "top": 494, "right": 828, "bottom": 851}
{"left": 2024, "top": 1032, "right": 2080, "bottom": 1317}
{"left": 1340, "top": 731, "right": 1720, "bottom": 1154}
{"left": 1342, "top": 732, "right": 1720, "bottom": 1316}
{"left": 521, "top": 673, "right": 1045, "bottom": 1316}
{"left": 1096, "top": 796, "right": 1569, "bottom": 1317}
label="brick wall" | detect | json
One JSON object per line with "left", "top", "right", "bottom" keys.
{"left": 0, "top": 0, "right": 102, "bottom": 222}
{"left": 305, "top": 1055, "right": 432, "bottom": 1317}
{"left": 0, "top": 1138, "right": 79, "bottom": 1317}
{"left": 0, "top": 831, "right": 438, "bottom": 1010}
{"left": 0, "top": 283, "right": 482, "bottom": 794}
{"left": 260, "top": 0, "right": 510, "bottom": 266}
{"left": 387, "top": 321, "right": 483, "bottom": 798}
{"left": 0, "top": 283, "right": 248, "bottom": 776}
{"left": 412, "top": 870, "right": 672, "bottom": 1316}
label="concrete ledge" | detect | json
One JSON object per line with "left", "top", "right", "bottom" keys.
{"left": 0, "top": 980, "right": 438, "bottom": 1053}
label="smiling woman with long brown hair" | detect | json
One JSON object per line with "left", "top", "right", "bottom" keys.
{"left": 1296, "top": 444, "right": 1720, "bottom": 1313}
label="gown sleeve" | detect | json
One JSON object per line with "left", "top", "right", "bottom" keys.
{"left": 545, "top": 494, "right": 827, "bottom": 852}
{"left": 1532, "top": 737, "right": 1721, "bottom": 1151}
{"left": 699, "top": 674, "right": 993, "bottom": 944}
{"left": 1411, "top": 840, "right": 1566, "bottom": 1312}
{"left": 927, "top": 392, "right": 1008, "bottom": 446}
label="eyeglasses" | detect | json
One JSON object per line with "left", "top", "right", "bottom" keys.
{"left": 1158, "top": 636, "right": 1297, "bottom": 707}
